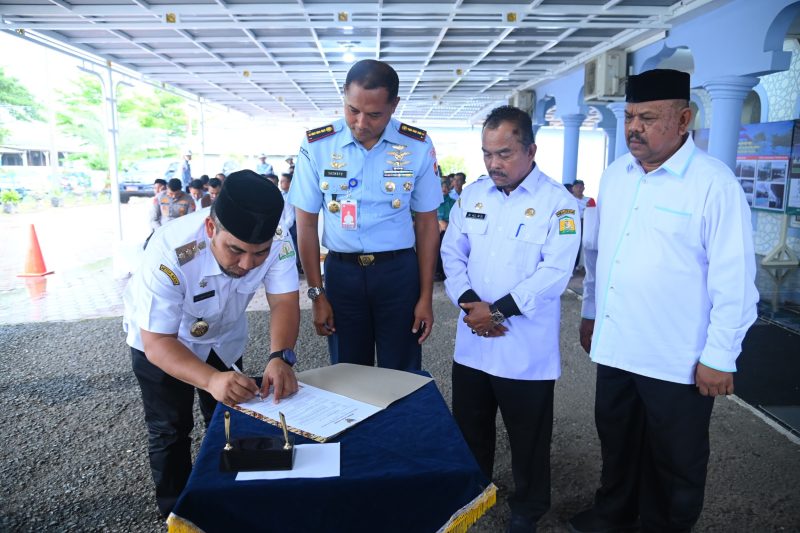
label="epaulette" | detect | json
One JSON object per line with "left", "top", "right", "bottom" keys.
{"left": 306, "top": 124, "right": 336, "bottom": 143}
{"left": 398, "top": 122, "right": 427, "bottom": 142}
{"left": 175, "top": 240, "right": 206, "bottom": 266}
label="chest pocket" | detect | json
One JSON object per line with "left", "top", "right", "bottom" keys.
{"left": 462, "top": 213, "right": 488, "bottom": 235}
{"left": 183, "top": 290, "right": 221, "bottom": 323}
{"left": 380, "top": 178, "right": 415, "bottom": 196}
{"left": 652, "top": 205, "right": 692, "bottom": 236}
{"left": 507, "top": 218, "right": 547, "bottom": 273}
{"left": 319, "top": 177, "right": 351, "bottom": 198}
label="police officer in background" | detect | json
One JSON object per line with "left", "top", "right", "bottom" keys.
{"left": 288, "top": 59, "right": 441, "bottom": 371}
{"left": 441, "top": 106, "right": 579, "bottom": 533}
{"left": 150, "top": 178, "right": 195, "bottom": 230}
{"left": 124, "top": 170, "right": 301, "bottom": 516}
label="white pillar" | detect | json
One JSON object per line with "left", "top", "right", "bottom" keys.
{"left": 605, "top": 126, "right": 617, "bottom": 166}
{"left": 561, "top": 114, "right": 585, "bottom": 183}
{"left": 703, "top": 76, "right": 759, "bottom": 171}
{"left": 607, "top": 102, "right": 627, "bottom": 161}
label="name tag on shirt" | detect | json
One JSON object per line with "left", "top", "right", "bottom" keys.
{"left": 341, "top": 199, "right": 357, "bottom": 230}
{"left": 193, "top": 290, "right": 216, "bottom": 302}
{"left": 324, "top": 169, "right": 347, "bottom": 178}
{"left": 465, "top": 212, "right": 486, "bottom": 220}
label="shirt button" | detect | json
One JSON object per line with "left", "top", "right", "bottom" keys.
{"left": 634, "top": 206, "right": 639, "bottom": 210}
{"left": 615, "top": 259, "right": 620, "bottom": 264}
{"left": 605, "top": 314, "right": 610, "bottom": 318}
{"left": 625, "top": 232, "right": 630, "bottom": 236}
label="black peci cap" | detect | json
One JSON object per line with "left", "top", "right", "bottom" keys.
{"left": 213, "top": 169, "right": 283, "bottom": 244}
{"left": 626, "top": 69, "right": 690, "bottom": 103}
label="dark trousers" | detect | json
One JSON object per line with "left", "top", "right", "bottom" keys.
{"left": 435, "top": 229, "right": 446, "bottom": 279}
{"left": 324, "top": 249, "right": 421, "bottom": 370}
{"left": 593, "top": 364, "right": 715, "bottom": 532}
{"left": 131, "top": 347, "right": 242, "bottom": 517}
{"left": 452, "top": 361, "right": 554, "bottom": 522}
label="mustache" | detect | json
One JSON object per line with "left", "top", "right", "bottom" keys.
{"left": 628, "top": 133, "right": 646, "bottom": 144}
{"left": 489, "top": 171, "right": 507, "bottom": 178}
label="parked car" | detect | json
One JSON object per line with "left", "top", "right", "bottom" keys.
{"left": 119, "top": 159, "right": 178, "bottom": 203}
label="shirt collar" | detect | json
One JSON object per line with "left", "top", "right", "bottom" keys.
{"left": 197, "top": 231, "right": 223, "bottom": 279}
{"left": 626, "top": 134, "right": 696, "bottom": 178}
{"left": 337, "top": 117, "right": 403, "bottom": 150}
{"left": 488, "top": 163, "right": 542, "bottom": 195}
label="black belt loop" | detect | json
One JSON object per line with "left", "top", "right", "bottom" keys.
{"left": 327, "top": 248, "right": 414, "bottom": 266}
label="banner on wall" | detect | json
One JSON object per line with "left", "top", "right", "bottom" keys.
{"left": 694, "top": 120, "right": 799, "bottom": 215}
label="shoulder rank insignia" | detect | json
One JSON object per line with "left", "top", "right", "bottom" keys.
{"left": 175, "top": 240, "right": 199, "bottom": 266}
{"left": 398, "top": 123, "right": 427, "bottom": 142}
{"left": 159, "top": 264, "right": 180, "bottom": 286}
{"left": 306, "top": 124, "right": 335, "bottom": 143}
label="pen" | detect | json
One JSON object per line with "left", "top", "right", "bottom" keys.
{"left": 230, "top": 363, "right": 262, "bottom": 400}
{"left": 515, "top": 223, "right": 524, "bottom": 237}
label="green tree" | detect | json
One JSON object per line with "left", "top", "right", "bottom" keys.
{"left": 438, "top": 155, "right": 466, "bottom": 176}
{"left": 56, "top": 75, "right": 107, "bottom": 170}
{"left": 0, "top": 67, "right": 44, "bottom": 144}
{"left": 117, "top": 87, "right": 187, "bottom": 138}
{"left": 56, "top": 75, "right": 190, "bottom": 170}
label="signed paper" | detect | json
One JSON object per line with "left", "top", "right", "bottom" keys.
{"left": 236, "top": 383, "right": 382, "bottom": 442}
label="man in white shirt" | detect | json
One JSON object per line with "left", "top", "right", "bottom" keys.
{"left": 570, "top": 69, "right": 758, "bottom": 533}
{"left": 124, "top": 170, "right": 301, "bottom": 517}
{"left": 442, "top": 105, "right": 580, "bottom": 533}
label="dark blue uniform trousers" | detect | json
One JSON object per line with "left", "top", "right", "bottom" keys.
{"left": 592, "top": 364, "right": 715, "bottom": 532}
{"left": 324, "top": 249, "right": 422, "bottom": 371}
{"left": 131, "top": 347, "right": 242, "bottom": 517}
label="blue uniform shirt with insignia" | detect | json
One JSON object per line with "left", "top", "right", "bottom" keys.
{"left": 288, "top": 117, "right": 441, "bottom": 253}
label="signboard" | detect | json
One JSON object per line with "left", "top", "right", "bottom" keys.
{"left": 694, "top": 120, "right": 798, "bottom": 214}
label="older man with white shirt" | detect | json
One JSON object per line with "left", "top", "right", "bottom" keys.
{"left": 571, "top": 69, "right": 759, "bottom": 533}
{"left": 442, "top": 105, "right": 580, "bottom": 533}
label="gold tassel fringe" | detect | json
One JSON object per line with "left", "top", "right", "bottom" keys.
{"left": 167, "top": 512, "right": 204, "bottom": 533}
{"left": 438, "top": 483, "right": 497, "bottom": 533}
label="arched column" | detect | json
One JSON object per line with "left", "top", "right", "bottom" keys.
{"left": 604, "top": 126, "right": 617, "bottom": 165}
{"left": 561, "top": 113, "right": 585, "bottom": 183}
{"left": 703, "top": 75, "right": 759, "bottom": 170}
{"left": 607, "top": 102, "right": 628, "bottom": 161}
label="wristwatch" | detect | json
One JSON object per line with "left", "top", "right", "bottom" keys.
{"left": 268, "top": 348, "right": 297, "bottom": 367}
{"left": 489, "top": 304, "right": 506, "bottom": 325}
{"left": 307, "top": 286, "right": 325, "bottom": 301}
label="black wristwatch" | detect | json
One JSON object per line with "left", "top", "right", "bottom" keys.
{"left": 268, "top": 348, "right": 297, "bottom": 367}
{"left": 307, "top": 286, "right": 325, "bottom": 301}
{"left": 489, "top": 304, "right": 506, "bottom": 325}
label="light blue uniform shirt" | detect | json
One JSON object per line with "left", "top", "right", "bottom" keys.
{"left": 288, "top": 117, "right": 441, "bottom": 253}
{"left": 582, "top": 135, "right": 758, "bottom": 384}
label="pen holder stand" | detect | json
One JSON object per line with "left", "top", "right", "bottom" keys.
{"left": 220, "top": 436, "right": 296, "bottom": 472}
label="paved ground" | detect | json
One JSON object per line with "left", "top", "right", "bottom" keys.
{"left": 1, "top": 203, "right": 799, "bottom": 532}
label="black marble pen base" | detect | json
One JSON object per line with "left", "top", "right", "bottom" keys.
{"left": 219, "top": 437, "right": 295, "bottom": 471}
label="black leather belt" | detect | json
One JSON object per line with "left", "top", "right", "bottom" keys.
{"left": 327, "top": 248, "right": 414, "bottom": 266}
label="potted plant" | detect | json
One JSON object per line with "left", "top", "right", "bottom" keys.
{"left": 1, "top": 189, "right": 22, "bottom": 214}
{"left": 50, "top": 187, "right": 64, "bottom": 207}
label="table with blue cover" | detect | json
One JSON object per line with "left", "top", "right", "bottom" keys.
{"left": 167, "top": 379, "right": 496, "bottom": 533}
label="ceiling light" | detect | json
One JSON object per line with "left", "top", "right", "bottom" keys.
{"left": 343, "top": 50, "right": 356, "bottom": 63}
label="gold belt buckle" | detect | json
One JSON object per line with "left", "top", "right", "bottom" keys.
{"left": 357, "top": 254, "right": 375, "bottom": 266}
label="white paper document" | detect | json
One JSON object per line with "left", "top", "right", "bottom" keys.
{"left": 235, "top": 443, "right": 340, "bottom": 481}
{"left": 236, "top": 383, "right": 382, "bottom": 442}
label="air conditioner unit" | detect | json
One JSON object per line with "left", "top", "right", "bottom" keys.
{"left": 583, "top": 51, "right": 627, "bottom": 102}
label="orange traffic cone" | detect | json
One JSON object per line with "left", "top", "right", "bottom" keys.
{"left": 18, "top": 224, "right": 54, "bottom": 277}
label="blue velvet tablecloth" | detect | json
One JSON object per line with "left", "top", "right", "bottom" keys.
{"left": 168, "top": 378, "right": 495, "bottom": 533}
